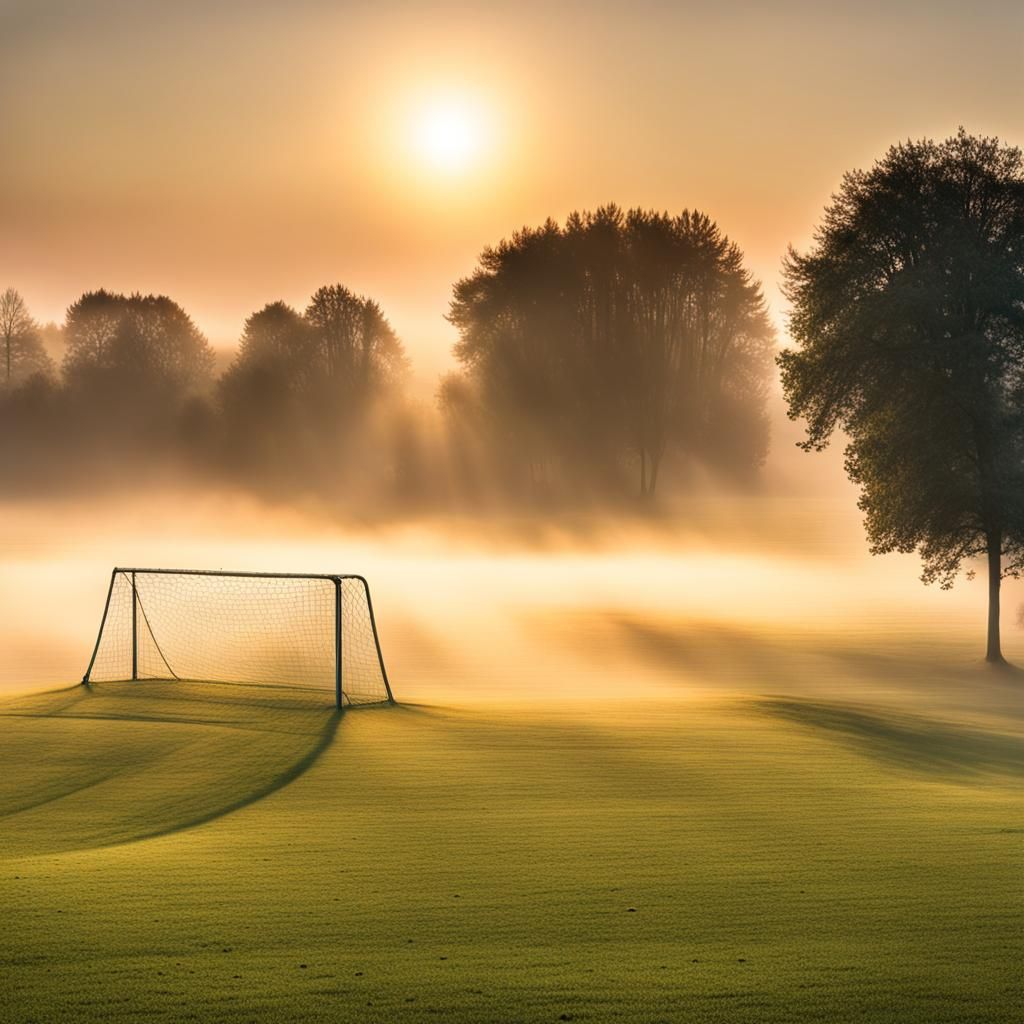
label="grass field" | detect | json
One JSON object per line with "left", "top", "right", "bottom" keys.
{"left": 1, "top": 671, "right": 1021, "bottom": 1023}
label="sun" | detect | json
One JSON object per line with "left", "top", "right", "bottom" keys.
{"left": 412, "top": 96, "right": 487, "bottom": 174}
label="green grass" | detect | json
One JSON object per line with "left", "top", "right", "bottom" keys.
{"left": 0, "top": 680, "right": 1021, "bottom": 1023}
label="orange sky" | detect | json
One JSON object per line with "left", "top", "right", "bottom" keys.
{"left": 2, "top": 0, "right": 1022, "bottom": 390}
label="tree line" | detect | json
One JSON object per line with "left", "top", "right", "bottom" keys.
{"left": 3, "top": 128, "right": 1024, "bottom": 660}
{"left": 0, "top": 284, "right": 413, "bottom": 498}
{"left": 0, "top": 207, "right": 774, "bottom": 504}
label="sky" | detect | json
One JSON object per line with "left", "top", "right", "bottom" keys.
{"left": 2, "top": 0, "right": 1022, "bottom": 390}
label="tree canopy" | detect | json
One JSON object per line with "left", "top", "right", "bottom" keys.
{"left": 305, "top": 285, "right": 408, "bottom": 401}
{"left": 0, "top": 288, "right": 54, "bottom": 389}
{"left": 780, "top": 128, "right": 1024, "bottom": 662}
{"left": 217, "top": 286, "right": 409, "bottom": 493}
{"left": 63, "top": 290, "right": 215, "bottom": 397}
{"left": 447, "top": 205, "right": 774, "bottom": 498}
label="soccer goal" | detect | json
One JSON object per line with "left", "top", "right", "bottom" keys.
{"left": 82, "top": 568, "right": 394, "bottom": 708}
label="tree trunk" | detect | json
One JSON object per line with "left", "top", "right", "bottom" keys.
{"left": 986, "top": 530, "right": 1004, "bottom": 664}
{"left": 648, "top": 449, "right": 662, "bottom": 496}
{"left": 639, "top": 448, "right": 647, "bottom": 496}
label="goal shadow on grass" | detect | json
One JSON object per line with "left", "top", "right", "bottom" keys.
{"left": 0, "top": 679, "right": 385, "bottom": 856}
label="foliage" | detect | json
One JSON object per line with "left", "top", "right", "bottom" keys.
{"left": 780, "top": 129, "right": 1024, "bottom": 658}
{"left": 218, "top": 302, "right": 316, "bottom": 471}
{"left": 305, "top": 284, "right": 408, "bottom": 399}
{"left": 63, "top": 290, "right": 215, "bottom": 397}
{"left": 0, "top": 287, "right": 54, "bottom": 389}
{"left": 217, "top": 287, "right": 409, "bottom": 493}
{"left": 447, "top": 205, "right": 774, "bottom": 497}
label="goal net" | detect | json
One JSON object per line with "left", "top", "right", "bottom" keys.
{"left": 82, "top": 569, "right": 394, "bottom": 707}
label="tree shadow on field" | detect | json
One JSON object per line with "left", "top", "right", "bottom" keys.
{"left": 529, "top": 610, "right": 802, "bottom": 692}
{"left": 532, "top": 609, "right": 1024, "bottom": 720}
{"left": 754, "top": 697, "right": 1024, "bottom": 781}
{"left": 608, "top": 616, "right": 798, "bottom": 689}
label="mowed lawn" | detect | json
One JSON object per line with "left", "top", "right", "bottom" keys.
{"left": 0, "top": 679, "right": 1021, "bottom": 1023}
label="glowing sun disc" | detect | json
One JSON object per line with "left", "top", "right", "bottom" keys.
{"left": 412, "top": 98, "right": 485, "bottom": 172}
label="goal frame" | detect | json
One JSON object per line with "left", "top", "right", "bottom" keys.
{"left": 81, "top": 567, "right": 395, "bottom": 708}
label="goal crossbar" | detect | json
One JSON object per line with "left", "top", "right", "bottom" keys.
{"left": 82, "top": 567, "right": 395, "bottom": 708}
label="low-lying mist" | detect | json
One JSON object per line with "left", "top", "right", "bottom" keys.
{"left": 3, "top": 486, "right": 1020, "bottom": 720}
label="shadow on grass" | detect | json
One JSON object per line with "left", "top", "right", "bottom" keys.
{"left": 0, "top": 681, "right": 396, "bottom": 855}
{"left": 529, "top": 609, "right": 1024, "bottom": 720}
{"left": 754, "top": 697, "right": 1024, "bottom": 781}
{"left": 121, "top": 707, "right": 344, "bottom": 847}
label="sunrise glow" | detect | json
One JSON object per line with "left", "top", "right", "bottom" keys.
{"left": 411, "top": 95, "right": 488, "bottom": 173}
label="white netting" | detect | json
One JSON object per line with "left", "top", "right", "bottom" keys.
{"left": 85, "top": 571, "right": 391, "bottom": 706}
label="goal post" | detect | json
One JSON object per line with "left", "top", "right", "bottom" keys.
{"left": 82, "top": 568, "right": 395, "bottom": 708}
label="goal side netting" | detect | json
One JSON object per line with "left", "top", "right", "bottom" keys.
{"left": 82, "top": 569, "right": 394, "bottom": 707}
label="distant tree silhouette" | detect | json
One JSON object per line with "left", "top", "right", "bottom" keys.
{"left": 305, "top": 285, "right": 407, "bottom": 402}
{"left": 61, "top": 290, "right": 123, "bottom": 383}
{"left": 447, "top": 205, "right": 774, "bottom": 498}
{"left": 780, "top": 129, "right": 1024, "bottom": 665}
{"left": 621, "top": 209, "right": 774, "bottom": 493}
{"left": 0, "top": 288, "right": 54, "bottom": 389}
{"left": 221, "top": 301, "right": 316, "bottom": 401}
{"left": 218, "top": 302, "right": 317, "bottom": 473}
{"left": 231, "top": 301, "right": 315, "bottom": 375}
{"left": 47, "top": 289, "right": 218, "bottom": 473}
{"left": 63, "top": 290, "right": 215, "bottom": 398}
{"left": 218, "top": 287, "right": 408, "bottom": 491}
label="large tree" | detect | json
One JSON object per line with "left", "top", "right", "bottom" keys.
{"left": 447, "top": 205, "right": 773, "bottom": 497}
{"left": 779, "top": 129, "right": 1024, "bottom": 664}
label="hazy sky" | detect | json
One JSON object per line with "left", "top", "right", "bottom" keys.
{"left": 2, "top": 0, "right": 1022, "bottom": 387}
